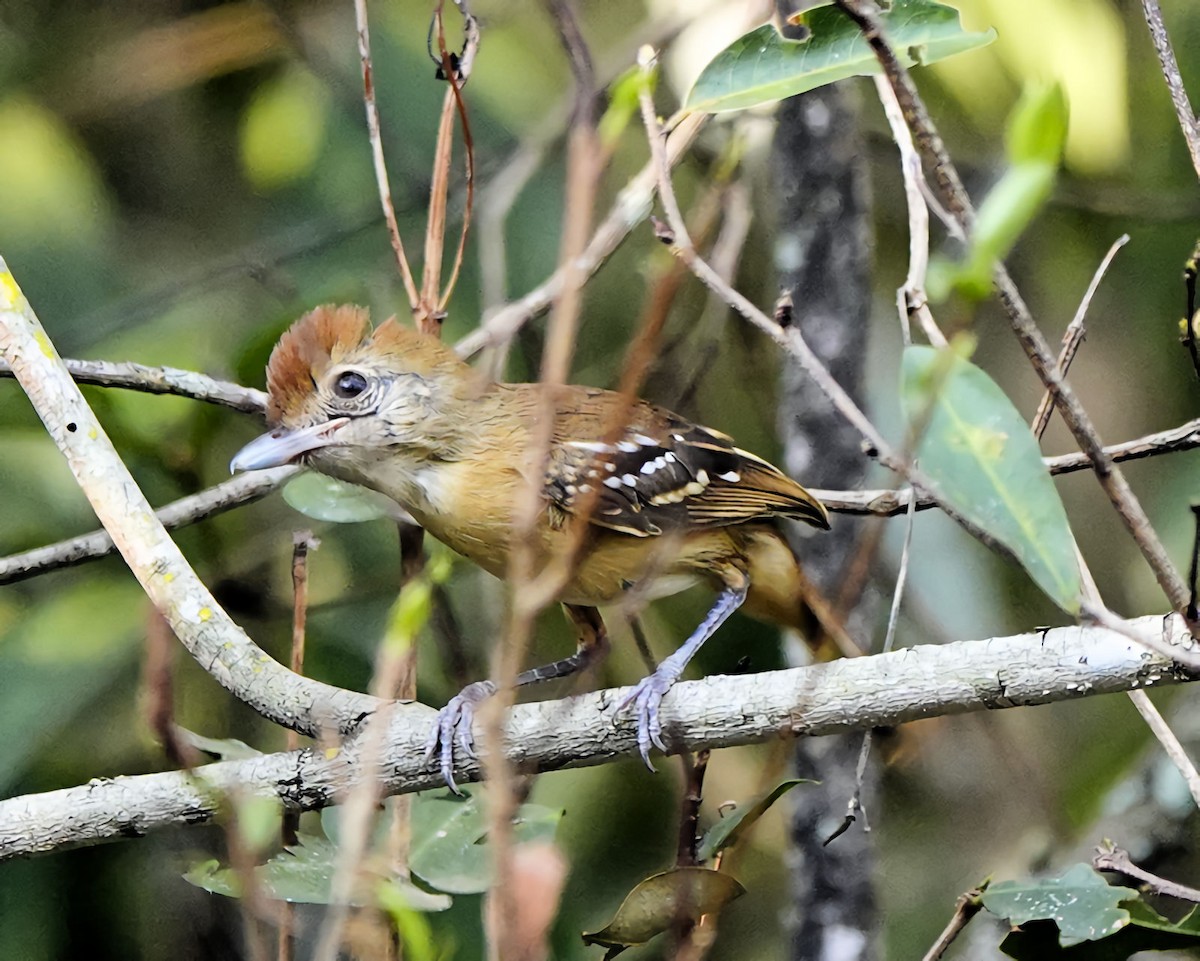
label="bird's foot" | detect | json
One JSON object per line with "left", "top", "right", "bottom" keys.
{"left": 424, "top": 680, "right": 496, "bottom": 793}
{"left": 617, "top": 667, "right": 680, "bottom": 771}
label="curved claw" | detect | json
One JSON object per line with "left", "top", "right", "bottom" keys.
{"left": 424, "top": 680, "right": 496, "bottom": 793}
{"left": 617, "top": 671, "right": 675, "bottom": 771}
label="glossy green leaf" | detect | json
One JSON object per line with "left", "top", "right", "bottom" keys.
{"left": 697, "top": 779, "right": 813, "bottom": 862}
{"left": 686, "top": 0, "right": 995, "bottom": 114}
{"left": 184, "top": 833, "right": 451, "bottom": 910}
{"left": 282, "top": 471, "right": 398, "bottom": 523}
{"left": 409, "top": 790, "right": 564, "bottom": 894}
{"left": 582, "top": 868, "right": 745, "bottom": 949}
{"left": 902, "top": 345, "right": 1081, "bottom": 613}
{"left": 999, "top": 900, "right": 1200, "bottom": 960}
{"left": 983, "top": 863, "right": 1136, "bottom": 948}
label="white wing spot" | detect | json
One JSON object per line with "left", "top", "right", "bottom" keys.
{"left": 718, "top": 471, "right": 741, "bottom": 482}
{"left": 622, "top": 473, "right": 638, "bottom": 487}
{"left": 617, "top": 440, "right": 640, "bottom": 453}
{"left": 603, "top": 476, "right": 623, "bottom": 489}
{"left": 632, "top": 433, "right": 657, "bottom": 446}
{"left": 567, "top": 440, "right": 616, "bottom": 453}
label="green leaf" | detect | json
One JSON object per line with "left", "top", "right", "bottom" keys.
{"left": 901, "top": 345, "right": 1082, "bottom": 613}
{"left": 928, "top": 84, "right": 1066, "bottom": 301}
{"left": 409, "top": 790, "right": 564, "bottom": 894}
{"left": 685, "top": 0, "right": 995, "bottom": 114}
{"left": 998, "top": 901, "right": 1200, "bottom": 959}
{"left": 1007, "top": 83, "right": 1069, "bottom": 167}
{"left": 282, "top": 471, "right": 398, "bottom": 523}
{"left": 582, "top": 868, "right": 745, "bottom": 949}
{"left": 239, "top": 68, "right": 330, "bottom": 190}
{"left": 175, "top": 728, "right": 262, "bottom": 761}
{"left": 697, "top": 779, "right": 813, "bottom": 862}
{"left": 183, "top": 833, "right": 451, "bottom": 911}
{"left": 982, "top": 863, "right": 1136, "bottom": 948}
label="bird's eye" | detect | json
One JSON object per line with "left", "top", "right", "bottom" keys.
{"left": 333, "top": 370, "right": 369, "bottom": 399}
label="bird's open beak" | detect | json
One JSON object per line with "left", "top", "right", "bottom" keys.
{"left": 229, "top": 418, "right": 351, "bottom": 472}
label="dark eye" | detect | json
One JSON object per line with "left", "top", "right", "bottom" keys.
{"left": 333, "top": 370, "right": 369, "bottom": 399}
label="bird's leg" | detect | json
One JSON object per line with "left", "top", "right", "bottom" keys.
{"left": 425, "top": 605, "right": 609, "bottom": 792}
{"left": 619, "top": 570, "right": 749, "bottom": 770}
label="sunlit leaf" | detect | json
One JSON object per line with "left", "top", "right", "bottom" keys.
{"left": 983, "top": 863, "right": 1136, "bottom": 948}
{"left": 409, "top": 790, "right": 563, "bottom": 894}
{"left": 901, "top": 345, "right": 1081, "bottom": 613}
{"left": 698, "top": 779, "right": 813, "bottom": 862}
{"left": 686, "top": 0, "right": 995, "bottom": 113}
{"left": 582, "top": 868, "right": 744, "bottom": 949}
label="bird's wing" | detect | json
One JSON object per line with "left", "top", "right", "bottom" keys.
{"left": 544, "top": 394, "right": 828, "bottom": 537}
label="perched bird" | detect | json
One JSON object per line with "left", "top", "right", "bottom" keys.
{"left": 231, "top": 305, "right": 829, "bottom": 788}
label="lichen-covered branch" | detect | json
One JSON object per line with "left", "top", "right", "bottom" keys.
{"left": 0, "top": 613, "right": 1193, "bottom": 862}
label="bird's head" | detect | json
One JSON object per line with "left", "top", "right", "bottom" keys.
{"left": 230, "top": 305, "right": 482, "bottom": 474}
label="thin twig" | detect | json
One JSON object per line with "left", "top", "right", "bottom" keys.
{"left": 872, "top": 74, "right": 945, "bottom": 348}
{"left": 453, "top": 111, "right": 707, "bottom": 358}
{"left": 1188, "top": 505, "right": 1200, "bottom": 622}
{"left": 920, "top": 887, "right": 985, "bottom": 961}
{"left": 676, "top": 750, "right": 710, "bottom": 868}
{"left": 1031, "top": 235, "right": 1129, "bottom": 438}
{"left": 0, "top": 466, "right": 299, "bottom": 585}
{"left": 1083, "top": 601, "right": 1200, "bottom": 672}
{"left": 826, "top": 487, "right": 917, "bottom": 846}
{"left": 1127, "top": 688, "right": 1200, "bottom": 810}
{"left": 354, "top": 0, "right": 420, "bottom": 310}
{"left": 1094, "top": 842, "right": 1200, "bottom": 902}
{"left": 1138, "top": 0, "right": 1200, "bottom": 180}
{"left": 0, "top": 357, "right": 266, "bottom": 413}
{"left": 1182, "top": 240, "right": 1200, "bottom": 382}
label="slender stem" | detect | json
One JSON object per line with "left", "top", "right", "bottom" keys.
{"left": 1138, "top": 0, "right": 1200, "bottom": 180}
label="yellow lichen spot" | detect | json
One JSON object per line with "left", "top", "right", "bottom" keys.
{"left": 33, "top": 328, "right": 58, "bottom": 360}
{"left": 0, "top": 271, "right": 20, "bottom": 309}
{"left": 198, "top": 607, "right": 213, "bottom": 622}
{"left": 324, "top": 747, "right": 340, "bottom": 760}
{"left": 87, "top": 428, "right": 98, "bottom": 440}
{"left": 163, "top": 572, "right": 175, "bottom": 583}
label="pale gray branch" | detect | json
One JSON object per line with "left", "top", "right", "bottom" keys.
{"left": 0, "top": 613, "right": 1193, "bottom": 862}
{"left": 0, "top": 257, "right": 376, "bottom": 736}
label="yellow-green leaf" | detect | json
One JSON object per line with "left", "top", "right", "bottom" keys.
{"left": 901, "top": 346, "right": 1081, "bottom": 614}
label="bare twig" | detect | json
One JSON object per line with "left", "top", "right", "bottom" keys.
{"left": 1031, "top": 235, "right": 1129, "bottom": 439}
{"left": 872, "top": 74, "right": 945, "bottom": 348}
{"left": 1094, "top": 842, "right": 1200, "bottom": 902}
{"left": 1188, "top": 505, "right": 1200, "bottom": 622}
{"left": 453, "top": 111, "right": 707, "bottom": 358}
{"left": 1127, "top": 687, "right": 1200, "bottom": 810}
{"left": 920, "top": 887, "right": 985, "bottom": 961}
{"left": 354, "top": 0, "right": 420, "bottom": 310}
{"left": 1183, "top": 240, "right": 1200, "bottom": 382}
{"left": 142, "top": 611, "right": 200, "bottom": 770}
{"left": 1138, "top": 0, "right": 1200, "bottom": 180}
{"left": 676, "top": 750, "right": 710, "bottom": 868}
{"left": 0, "top": 466, "right": 299, "bottom": 585}
{"left": 0, "top": 357, "right": 266, "bottom": 413}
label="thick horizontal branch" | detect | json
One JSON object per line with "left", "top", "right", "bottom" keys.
{"left": 0, "top": 357, "right": 266, "bottom": 413}
{"left": 1, "top": 613, "right": 1194, "bottom": 862}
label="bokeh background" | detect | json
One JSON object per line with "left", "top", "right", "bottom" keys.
{"left": 1, "top": 0, "right": 1198, "bottom": 958}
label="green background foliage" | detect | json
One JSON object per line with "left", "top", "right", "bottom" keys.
{"left": 1, "top": 1, "right": 1198, "bottom": 958}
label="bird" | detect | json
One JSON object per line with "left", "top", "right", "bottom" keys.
{"left": 231, "top": 304, "right": 830, "bottom": 790}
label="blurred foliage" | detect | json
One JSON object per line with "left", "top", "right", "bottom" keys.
{"left": 1, "top": 1, "right": 1199, "bottom": 959}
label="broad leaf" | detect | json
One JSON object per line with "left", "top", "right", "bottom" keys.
{"left": 983, "top": 863, "right": 1136, "bottom": 948}
{"left": 1000, "top": 900, "right": 1200, "bottom": 960}
{"left": 901, "top": 345, "right": 1082, "bottom": 614}
{"left": 698, "top": 779, "right": 812, "bottom": 862}
{"left": 409, "top": 790, "right": 564, "bottom": 894}
{"left": 582, "top": 867, "right": 744, "bottom": 950}
{"left": 686, "top": 0, "right": 995, "bottom": 113}
{"left": 184, "top": 833, "right": 451, "bottom": 911}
